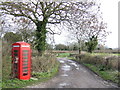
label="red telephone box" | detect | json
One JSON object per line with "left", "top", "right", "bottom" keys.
{"left": 12, "top": 41, "right": 31, "bottom": 80}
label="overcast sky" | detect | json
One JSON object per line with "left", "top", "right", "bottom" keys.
{"left": 1, "top": 0, "right": 119, "bottom": 48}
{"left": 100, "top": 0, "right": 119, "bottom": 48}
{"left": 54, "top": 0, "right": 119, "bottom": 48}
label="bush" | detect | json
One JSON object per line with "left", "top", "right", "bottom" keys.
{"left": 32, "top": 53, "right": 58, "bottom": 73}
{"left": 75, "top": 53, "right": 118, "bottom": 70}
{"left": 74, "top": 53, "right": 119, "bottom": 84}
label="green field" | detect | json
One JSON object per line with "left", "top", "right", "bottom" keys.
{"left": 91, "top": 53, "right": 120, "bottom": 56}
{"left": 57, "top": 53, "right": 70, "bottom": 57}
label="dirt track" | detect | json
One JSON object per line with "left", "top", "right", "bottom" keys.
{"left": 27, "top": 58, "right": 118, "bottom": 88}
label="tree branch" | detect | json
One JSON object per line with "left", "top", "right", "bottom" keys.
{"left": 47, "top": 27, "right": 61, "bottom": 35}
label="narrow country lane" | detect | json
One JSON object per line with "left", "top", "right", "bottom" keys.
{"left": 26, "top": 58, "right": 118, "bottom": 88}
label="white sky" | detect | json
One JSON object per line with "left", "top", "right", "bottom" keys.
{"left": 54, "top": 0, "right": 119, "bottom": 48}
{"left": 100, "top": 0, "right": 119, "bottom": 48}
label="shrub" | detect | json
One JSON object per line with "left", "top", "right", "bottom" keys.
{"left": 32, "top": 53, "right": 57, "bottom": 73}
{"left": 75, "top": 53, "right": 118, "bottom": 70}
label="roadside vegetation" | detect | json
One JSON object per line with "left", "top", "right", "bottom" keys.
{"left": 84, "top": 63, "right": 118, "bottom": 84}
{"left": 2, "top": 41, "right": 59, "bottom": 88}
{"left": 74, "top": 53, "right": 119, "bottom": 85}
{"left": 56, "top": 51, "right": 119, "bottom": 85}
{"left": 2, "top": 54, "right": 59, "bottom": 88}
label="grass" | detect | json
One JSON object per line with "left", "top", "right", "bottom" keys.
{"left": 56, "top": 52, "right": 76, "bottom": 60}
{"left": 91, "top": 52, "right": 120, "bottom": 56}
{"left": 84, "top": 63, "right": 119, "bottom": 84}
{"left": 2, "top": 61, "right": 60, "bottom": 88}
{"left": 57, "top": 53, "right": 70, "bottom": 57}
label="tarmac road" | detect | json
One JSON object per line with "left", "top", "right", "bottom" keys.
{"left": 27, "top": 58, "right": 118, "bottom": 88}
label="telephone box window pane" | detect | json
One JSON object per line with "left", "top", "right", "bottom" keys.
{"left": 23, "top": 67, "right": 28, "bottom": 69}
{"left": 14, "top": 66, "right": 17, "bottom": 68}
{"left": 14, "top": 64, "right": 18, "bottom": 67}
{"left": 14, "top": 53, "right": 18, "bottom": 56}
{"left": 23, "top": 57, "right": 28, "bottom": 59}
{"left": 23, "top": 64, "right": 28, "bottom": 66}
{"left": 14, "top": 70, "right": 17, "bottom": 72}
{"left": 23, "top": 54, "right": 28, "bottom": 56}
{"left": 14, "top": 50, "right": 18, "bottom": 52}
{"left": 23, "top": 60, "right": 28, "bottom": 62}
{"left": 23, "top": 50, "right": 28, "bottom": 52}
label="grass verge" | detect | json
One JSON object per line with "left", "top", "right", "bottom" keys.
{"left": 83, "top": 63, "right": 119, "bottom": 84}
{"left": 55, "top": 52, "right": 119, "bottom": 85}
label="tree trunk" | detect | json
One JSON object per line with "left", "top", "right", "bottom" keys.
{"left": 35, "top": 20, "right": 47, "bottom": 56}
{"left": 78, "top": 48, "right": 81, "bottom": 54}
{"left": 78, "top": 40, "right": 81, "bottom": 54}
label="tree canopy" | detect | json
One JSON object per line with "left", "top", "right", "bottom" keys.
{"left": 0, "top": 1, "right": 109, "bottom": 54}
{"left": 65, "top": 1, "right": 109, "bottom": 53}
{"left": 0, "top": 1, "right": 70, "bottom": 55}
{"left": 3, "top": 32, "right": 22, "bottom": 43}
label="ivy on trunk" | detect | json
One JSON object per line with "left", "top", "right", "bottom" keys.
{"left": 35, "top": 19, "right": 47, "bottom": 55}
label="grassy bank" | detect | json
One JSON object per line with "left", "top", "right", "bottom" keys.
{"left": 73, "top": 53, "right": 119, "bottom": 85}
{"left": 75, "top": 53, "right": 118, "bottom": 70}
{"left": 84, "top": 63, "right": 119, "bottom": 84}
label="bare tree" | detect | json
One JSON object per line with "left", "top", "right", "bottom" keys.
{"left": 65, "top": 1, "right": 109, "bottom": 54}
{"left": 0, "top": 1, "right": 70, "bottom": 55}
{"left": 12, "top": 17, "right": 35, "bottom": 43}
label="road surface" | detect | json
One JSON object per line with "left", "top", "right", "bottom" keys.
{"left": 27, "top": 58, "right": 118, "bottom": 88}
